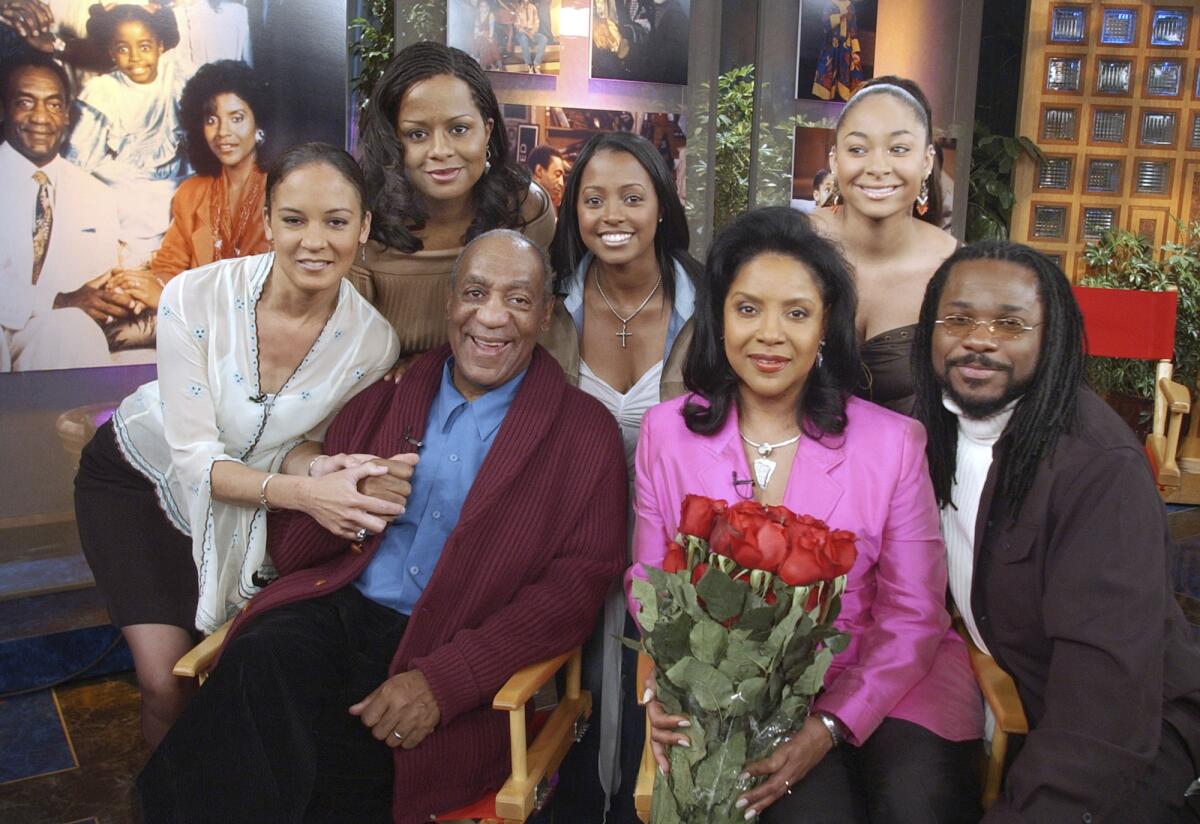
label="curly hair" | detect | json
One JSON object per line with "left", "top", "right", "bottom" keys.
{"left": 86, "top": 4, "right": 180, "bottom": 53}
{"left": 179, "top": 60, "right": 269, "bottom": 177}
{"left": 682, "top": 207, "right": 859, "bottom": 441}
{"left": 549, "top": 131, "right": 699, "bottom": 305}
{"left": 358, "top": 42, "right": 529, "bottom": 253}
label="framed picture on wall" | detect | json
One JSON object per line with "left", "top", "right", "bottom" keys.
{"left": 795, "top": 0, "right": 879, "bottom": 101}
{"left": 589, "top": 0, "right": 689, "bottom": 85}
{"left": 447, "top": 0, "right": 563, "bottom": 75}
{"left": 516, "top": 124, "right": 541, "bottom": 164}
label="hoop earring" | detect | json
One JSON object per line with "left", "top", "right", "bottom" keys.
{"left": 816, "top": 340, "right": 825, "bottom": 369}
{"left": 484, "top": 146, "right": 493, "bottom": 174}
{"left": 255, "top": 128, "right": 265, "bottom": 145}
{"left": 916, "top": 177, "right": 930, "bottom": 216}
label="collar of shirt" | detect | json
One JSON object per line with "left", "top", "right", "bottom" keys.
{"left": 433, "top": 358, "right": 528, "bottom": 441}
{"left": 562, "top": 251, "right": 695, "bottom": 357}
{"left": 942, "top": 394, "right": 1020, "bottom": 446}
{"left": 0, "top": 142, "right": 65, "bottom": 193}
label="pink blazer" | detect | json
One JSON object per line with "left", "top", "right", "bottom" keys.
{"left": 629, "top": 394, "right": 983, "bottom": 745}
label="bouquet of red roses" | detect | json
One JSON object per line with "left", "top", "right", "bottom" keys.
{"left": 631, "top": 495, "right": 857, "bottom": 824}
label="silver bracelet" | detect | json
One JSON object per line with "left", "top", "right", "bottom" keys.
{"left": 306, "top": 455, "right": 323, "bottom": 477}
{"left": 814, "top": 711, "right": 845, "bottom": 748}
{"left": 259, "top": 473, "right": 280, "bottom": 512}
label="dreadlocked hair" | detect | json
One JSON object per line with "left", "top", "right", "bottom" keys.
{"left": 912, "top": 241, "right": 1086, "bottom": 515}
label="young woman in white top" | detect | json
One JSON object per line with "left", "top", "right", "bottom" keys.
{"left": 75, "top": 143, "right": 402, "bottom": 748}
{"left": 541, "top": 130, "right": 701, "bottom": 819}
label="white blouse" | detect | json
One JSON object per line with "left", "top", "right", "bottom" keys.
{"left": 113, "top": 253, "right": 400, "bottom": 632}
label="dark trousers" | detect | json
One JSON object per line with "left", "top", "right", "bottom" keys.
{"left": 763, "top": 718, "right": 982, "bottom": 824}
{"left": 138, "top": 587, "right": 407, "bottom": 823}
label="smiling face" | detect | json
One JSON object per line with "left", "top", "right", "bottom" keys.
{"left": 446, "top": 234, "right": 554, "bottom": 401}
{"left": 830, "top": 92, "right": 934, "bottom": 220}
{"left": 111, "top": 20, "right": 164, "bottom": 85}
{"left": 533, "top": 154, "right": 566, "bottom": 208}
{"left": 203, "top": 92, "right": 258, "bottom": 170}
{"left": 263, "top": 162, "right": 371, "bottom": 297}
{"left": 396, "top": 73, "right": 493, "bottom": 210}
{"left": 723, "top": 252, "right": 826, "bottom": 410}
{"left": 576, "top": 148, "right": 660, "bottom": 269}
{"left": 3, "top": 65, "right": 69, "bottom": 167}
{"left": 931, "top": 258, "right": 1044, "bottom": 418}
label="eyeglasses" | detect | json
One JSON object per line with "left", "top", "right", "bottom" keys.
{"left": 933, "top": 314, "right": 1042, "bottom": 341}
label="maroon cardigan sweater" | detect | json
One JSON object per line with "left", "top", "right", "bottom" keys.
{"left": 219, "top": 345, "right": 628, "bottom": 823}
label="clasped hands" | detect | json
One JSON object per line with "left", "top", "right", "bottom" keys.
{"left": 350, "top": 669, "right": 440, "bottom": 750}
{"left": 54, "top": 268, "right": 164, "bottom": 326}
{"left": 645, "top": 676, "right": 834, "bottom": 819}
{"left": 304, "top": 452, "right": 419, "bottom": 542}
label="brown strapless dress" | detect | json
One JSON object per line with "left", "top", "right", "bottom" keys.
{"left": 855, "top": 324, "right": 917, "bottom": 416}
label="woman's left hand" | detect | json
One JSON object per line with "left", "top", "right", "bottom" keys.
{"left": 736, "top": 715, "right": 834, "bottom": 818}
{"left": 107, "top": 267, "right": 165, "bottom": 311}
{"left": 309, "top": 453, "right": 379, "bottom": 478}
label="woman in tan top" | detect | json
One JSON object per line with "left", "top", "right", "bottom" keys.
{"left": 810, "top": 77, "right": 956, "bottom": 415}
{"left": 354, "top": 42, "right": 555, "bottom": 356}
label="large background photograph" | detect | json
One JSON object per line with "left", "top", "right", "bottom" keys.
{"left": 795, "top": 0, "right": 878, "bottom": 101}
{"left": 590, "top": 0, "right": 689, "bottom": 85}
{"left": 448, "top": 0, "right": 564, "bottom": 76}
{"left": 0, "top": 0, "right": 347, "bottom": 374}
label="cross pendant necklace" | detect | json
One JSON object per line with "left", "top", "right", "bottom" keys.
{"left": 739, "top": 431, "right": 802, "bottom": 488}
{"left": 594, "top": 266, "right": 662, "bottom": 349}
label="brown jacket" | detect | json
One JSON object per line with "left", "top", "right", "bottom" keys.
{"left": 974, "top": 389, "right": 1200, "bottom": 822}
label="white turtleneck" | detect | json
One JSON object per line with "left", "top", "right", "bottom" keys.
{"left": 940, "top": 395, "right": 1019, "bottom": 656}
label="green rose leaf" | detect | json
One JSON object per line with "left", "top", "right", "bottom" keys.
{"left": 795, "top": 647, "right": 834, "bottom": 695}
{"left": 633, "top": 578, "right": 659, "bottom": 633}
{"left": 665, "top": 658, "right": 735, "bottom": 713}
{"left": 650, "top": 775, "right": 681, "bottom": 824}
{"left": 668, "top": 745, "right": 695, "bottom": 812}
{"left": 689, "top": 618, "right": 727, "bottom": 665}
{"left": 695, "top": 567, "right": 747, "bottom": 623}
{"left": 652, "top": 611, "right": 695, "bottom": 664}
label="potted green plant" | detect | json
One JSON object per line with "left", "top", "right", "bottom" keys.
{"left": 1079, "top": 224, "right": 1200, "bottom": 405}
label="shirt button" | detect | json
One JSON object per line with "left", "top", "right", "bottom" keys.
{"left": 409, "top": 565, "right": 420, "bottom": 575}
{"left": 432, "top": 511, "right": 441, "bottom": 520}
{"left": 1082, "top": 814, "right": 1093, "bottom": 823}
{"left": 449, "top": 454, "right": 459, "bottom": 463}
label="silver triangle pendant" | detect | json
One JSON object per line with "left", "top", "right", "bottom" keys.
{"left": 753, "top": 457, "right": 776, "bottom": 488}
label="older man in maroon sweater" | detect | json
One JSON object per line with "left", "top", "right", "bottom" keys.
{"left": 138, "top": 230, "right": 627, "bottom": 823}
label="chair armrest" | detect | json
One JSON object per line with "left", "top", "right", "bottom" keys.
{"left": 493, "top": 649, "right": 575, "bottom": 711}
{"left": 636, "top": 651, "right": 653, "bottom": 704}
{"left": 1159, "top": 377, "right": 1190, "bottom": 414}
{"left": 965, "top": 639, "right": 1028, "bottom": 735}
{"left": 172, "top": 620, "right": 232, "bottom": 678}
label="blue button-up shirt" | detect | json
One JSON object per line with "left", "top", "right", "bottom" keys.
{"left": 354, "top": 361, "right": 526, "bottom": 614}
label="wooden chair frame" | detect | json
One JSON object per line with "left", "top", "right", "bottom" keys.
{"left": 175, "top": 623, "right": 591, "bottom": 824}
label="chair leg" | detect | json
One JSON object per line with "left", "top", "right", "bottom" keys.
{"left": 981, "top": 728, "right": 1008, "bottom": 810}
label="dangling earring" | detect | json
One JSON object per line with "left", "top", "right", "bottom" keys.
{"left": 816, "top": 340, "right": 825, "bottom": 369}
{"left": 255, "top": 128, "right": 265, "bottom": 146}
{"left": 484, "top": 146, "right": 492, "bottom": 174}
{"left": 360, "top": 244, "right": 367, "bottom": 263}
{"left": 829, "top": 177, "right": 842, "bottom": 214}
{"left": 916, "top": 177, "right": 930, "bottom": 216}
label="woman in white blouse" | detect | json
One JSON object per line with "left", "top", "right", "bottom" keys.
{"left": 74, "top": 142, "right": 402, "bottom": 748}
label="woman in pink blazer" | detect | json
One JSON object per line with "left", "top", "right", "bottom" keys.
{"left": 632, "top": 208, "right": 982, "bottom": 823}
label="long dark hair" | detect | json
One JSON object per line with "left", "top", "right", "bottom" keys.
{"left": 179, "top": 60, "right": 269, "bottom": 177}
{"left": 549, "top": 131, "right": 698, "bottom": 303}
{"left": 358, "top": 42, "right": 528, "bottom": 253}
{"left": 265, "top": 142, "right": 368, "bottom": 217}
{"left": 682, "top": 207, "right": 859, "bottom": 439}
{"left": 840, "top": 75, "right": 943, "bottom": 227}
{"left": 912, "top": 241, "right": 1086, "bottom": 514}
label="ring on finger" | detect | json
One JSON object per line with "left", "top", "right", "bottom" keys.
{"left": 354, "top": 527, "right": 368, "bottom": 542}
{"left": 391, "top": 730, "right": 404, "bottom": 741}
{"left": 784, "top": 778, "right": 792, "bottom": 795}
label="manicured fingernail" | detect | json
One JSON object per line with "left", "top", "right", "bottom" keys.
{"left": 676, "top": 737, "right": 689, "bottom": 747}
{"left": 738, "top": 771, "right": 750, "bottom": 781}
{"left": 744, "top": 810, "right": 758, "bottom": 821}
{"left": 642, "top": 688, "right": 653, "bottom": 704}
{"left": 735, "top": 798, "right": 748, "bottom": 810}
{"left": 676, "top": 719, "right": 691, "bottom": 728}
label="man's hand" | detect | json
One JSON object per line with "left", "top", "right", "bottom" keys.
{"left": 1, "top": 0, "right": 55, "bottom": 51}
{"left": 357, "top": 453, "right": 418, "bottom": 512}
{"left": 54, "top": 271, "right": 134, "bottom": 325}
{"left": 349, "top": 669, "right": 440, "bottom": 749}
{"left": 106, "top": 267, "right": 165, "bottom": 311}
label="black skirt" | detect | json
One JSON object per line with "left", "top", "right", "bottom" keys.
{"left": 75, "top": 419, "right": 198, "bottom": 631}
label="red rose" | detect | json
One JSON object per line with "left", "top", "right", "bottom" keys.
{"left": 722, "top": 501, "right": 770, "bottom": 569}
{"left": 754, "top": 521, "right": 788, "bottom": 573}
{"left": 777, "top": 544, "right": 824, "bottom": 586}
{"left": 764, "top": 504, "right": 795, "bottom": 525}
{"left": 678, "top": 495, "right": 727, "bottom": 541}
{"left": 825, "top": 529, "right": 858, "bottom": 577}
{"left": 663, "top": 541, "right": 687, "bottom": 573}
{"left": 779, "top": 518, "right": 833, "bottom": 586}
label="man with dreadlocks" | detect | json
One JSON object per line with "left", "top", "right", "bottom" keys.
{"left": 912, "top": 240, "right": 1200, "bottom": 822}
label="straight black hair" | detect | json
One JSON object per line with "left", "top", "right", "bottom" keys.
{"left": 912, "top": 241, "right": 1086, "bottom": 514}
{"left": 265, "top": 142, "right": 368, "bottom": 216}
{"left": 549, "top": 131, "right": 698, "bottom": 304}
{"left": 682, "top": 207, "right": 859, "bottom": 440}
